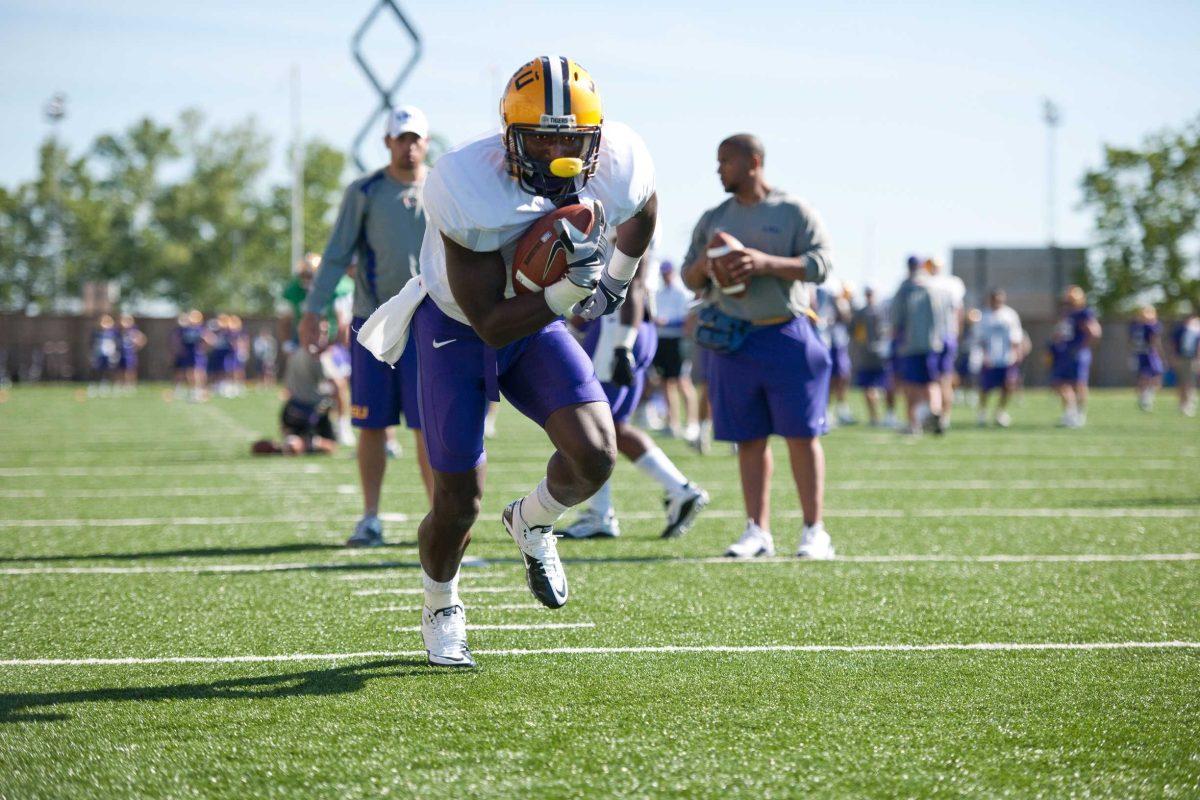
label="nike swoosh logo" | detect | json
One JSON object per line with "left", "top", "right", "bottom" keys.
{"left": 432, "top": 339, "right": 457, "bottom": 349}
{"left": 544, "top": 240, "right": 568, "bottom": 280}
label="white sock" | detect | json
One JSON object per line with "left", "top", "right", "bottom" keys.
{"left": 634, "top": 447, "right": 689, "bottom": 497}
{"left": 837, "top": 402, "right": 851, "bottom": 416}
{"left": 700, "top": 420, "right": 712, "bottom": 436}
{"left": 588, "top": 481, "right": 614, "bottom": 517}
{"left": 423, "top": 569, "right": 460, "bottom": 610}
{"left": 520, "top": 479, "right": 568, "bottom": 527}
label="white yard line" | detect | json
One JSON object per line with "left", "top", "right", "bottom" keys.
{"left": 4, "top": 507, "right": 1198, "bottom": 529}
{"left": 2, "top": 640, "right": 1196, "bottom": 667}
{"left": 1, "top": 552, "right": 1195, "bottom": 576}
{"left": 393, "top": 622, "right": 596, "bottom": 632}
{"left": 353, "top": 586, "right": 527, "bottom": 596}
{"left": 370, "top": 604, "right": 544, "bottom": 612}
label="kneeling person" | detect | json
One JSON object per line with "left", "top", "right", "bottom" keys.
{"left": 562, "top": 262, "right": 708, "bottom": 539}
{"left": 252, "top": 327, "right": 339, "bottom": 456}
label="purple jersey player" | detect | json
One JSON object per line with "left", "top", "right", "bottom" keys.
{"left": 680, "top": 133, "right": 835, "bottom": 560}
{"left": 1049, "top": 286, "right": 1101, "bottom": 428}
{"left": 173, "top": 310, "right": 209, "bottom": 401}
{"left": 1129, "top": 307, "right": 1165, "bottom": 411}
{"left": 1171, "top": 310, "right": 1200, "bottom": 416}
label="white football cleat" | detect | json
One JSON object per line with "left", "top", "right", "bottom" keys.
{"left": 558, "top": 509, "right": 621, "bottom": 539}
{"left": 661, "top": 482, "right": 709, "bottom": 539}
{"left": 725, "top": 521, "right": 775, "bottom": 558}
{"left": 796, "top": 523, "right": 835, "bottom": 560}
{"left": 421, "top": 604, "right": 475, "bottom": 668}
{"left": 995, "top": 410, "right": 1012, "bottom": 428}
{"left": 503, "top": 500, "right": 568, "bottom": 608}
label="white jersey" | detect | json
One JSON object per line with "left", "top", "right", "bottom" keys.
{"left": 978, "top": 305, "right": 1023, "bottom": 368}
{"left": 420, "top": 121, "right": 656, "bottom": 325}
{"left": 930, "top": 272, "right": 966, "bottom": 337}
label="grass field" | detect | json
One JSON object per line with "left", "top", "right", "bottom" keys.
{"left": 0, "top": 384, "right": 1197, "bottom": 798}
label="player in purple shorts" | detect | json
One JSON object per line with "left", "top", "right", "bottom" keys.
{"left": 1171, "top": 308, "right": 1200, "bottom": 416}
{"left": 560, "top": 263, "right": 709, "bottom": 540}
{"left": 925, "top": 258, "right": 964, "bottom": 428}
{"left": 1129, "top": 306, "right": 1165, "bottom": 411}
{"left": 301, "top": 106, "right": 435, "bottom": 546}
{"left": 976, "top": 289, "right": 1024, "bottom": 427}
{"left": 851, "top": 286, "right": 893, "bottom": 426}
{"left": 680, "top": 133, "right": 835, "bottom": 560}
{"left": 172, "top": 310, "right": 208, "bottom": 402}
{"left": 116, "top": 314, "right": 145, "bottom": 392}
{"left": 355, "top": 57, "right": 658, "bottom": 667}
{"left": 892, "top": 256, "right": 947, "bottom": 435}
{"left": 1049, "top": 285, "right": 1102, "bottom": 428}
{"left": 816, "top": 282, "right": 855, "bottom": 426}
{"left": 89, "top": 314, "right": 121, "bottom": 393}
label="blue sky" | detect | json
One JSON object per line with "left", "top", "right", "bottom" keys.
{"left": 3, "top": 0, "right": 1199, "bottom": 293}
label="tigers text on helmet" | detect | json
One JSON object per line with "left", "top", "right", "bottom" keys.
{"left": 501, "top": 56, "right": 603, "bottom": 201}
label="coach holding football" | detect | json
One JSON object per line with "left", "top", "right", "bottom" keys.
{"left": 300, "top": 106, "right": 433, "bottom": 547}
{"left": 681, "top": 134, "right": 835, "bottom": 560}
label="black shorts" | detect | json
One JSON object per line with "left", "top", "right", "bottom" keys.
{"left": 653, "top": 337, "right": 684, "bottom": 379}
{"left": 281, "top": 399, "right": 334, "bottom": 445}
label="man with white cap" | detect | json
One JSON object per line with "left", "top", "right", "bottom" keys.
{"left": 300, "top": 105, "right": 434, "bottom": 546}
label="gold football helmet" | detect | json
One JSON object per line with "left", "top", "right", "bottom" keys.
{"left": 500, "top": 56, "right": 603, "bottom": 200}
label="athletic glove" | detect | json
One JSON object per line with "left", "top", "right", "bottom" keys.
{"left": 577, "top": 268, "right": 631, "bottom": 321}
{"left": 557, "top": 200, "right": 608, "bottom": 291}
{"left": 610, "top": 345, "right": 636, "bottom": 387}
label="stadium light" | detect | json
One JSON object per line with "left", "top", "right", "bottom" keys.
{"left": 349, "top": 0, "right": 423, "bottom": 172}
{"left": 1042, "top": 98, "right": 1061, "bottom": 246}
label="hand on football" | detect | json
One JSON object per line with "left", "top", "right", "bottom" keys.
{"left": 555, "top": 200, "right": 608, "bottom": 291}
{"left": 610, "top": 346, "right": 636, "bottom": 387}
{"left": 724, "top": 248, "right": 770, "bottom": 282}
{"left": 577, "top": 270, "right": 629, "bottom": 320}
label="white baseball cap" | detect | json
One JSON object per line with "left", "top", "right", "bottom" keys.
{"left": 385, "top": 105, "right": 428, "bottom": 139}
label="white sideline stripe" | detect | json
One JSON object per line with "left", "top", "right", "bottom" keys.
{"left": 370, "top": 604, "right": 542, "bottom": 613}
{"left": 2, "top": 553, "right": 1195, "bottom": 576}
{"left": 352, "top": 585, "right": 528, "bottom": 597}
{"left": 4, "top": 507, "right": 1199, "bottom": 529}
{"left": 394, "top": 622, "right": 595, "bottom": 632}
{"left": 2, "top": 641, "right": 1197, "bottom": 667}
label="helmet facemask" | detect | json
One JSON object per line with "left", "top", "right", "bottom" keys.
{"left": 505, "top": 123, "right": 602, "bottom": 201}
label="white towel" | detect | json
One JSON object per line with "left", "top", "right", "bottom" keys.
{"left": 356, "top": 275, "right": 428, "bottom": 365}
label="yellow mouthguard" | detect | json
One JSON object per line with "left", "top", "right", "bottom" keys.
{"left": 549, "top": 157, "right": 584, "bottom": 178}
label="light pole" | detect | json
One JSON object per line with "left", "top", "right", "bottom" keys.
{"left": 43, "top": 93, "right": 67, "bottom": 313}
{"left": 290, "top": 65, "right": 303, "bottom": 273}
{"left": 1042, "top": 98, "right": 1061, "bottom": 246}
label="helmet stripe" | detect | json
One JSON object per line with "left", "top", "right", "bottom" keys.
{"left": 540, "top": 56, "right": 556, "bottom": 116}
{"left": 559, "top": 57, "right": 571, "bottom": 117}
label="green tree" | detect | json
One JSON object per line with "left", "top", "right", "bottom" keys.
{"left": 1081, "top": 115, "right": 1200, "bottom": 315}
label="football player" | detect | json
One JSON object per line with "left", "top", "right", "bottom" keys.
{"left": 924, "top": 258, "right": 965, "bottom": 428}
{"left": 300, "top": 107, "right": 435, "bottom": 543}
{"left": 892, "top": 256, "right": 947, "bottom": 435}
{"left": 1049, "top": 286, "right": 1102, "bottom": 427}
{"left": 680, "top": 133, "right": 835, "bottom": 560}
{"left": 365, "top": 57, "right": 657, "bottom": 666}
{"left": 561, "top": 259, "right": 709, "bottom": 540}
{"left": 976, "top": 289, "right": 1023, "bottom": 427}
{"left": 1129, "top": 306, "right": 1165, "bottom": 411}
{"left": 1171, "top": 307, "right": 1200, "bottom": 416}
{"left": 850, "top": 286, "right": 893, "bottom": 427}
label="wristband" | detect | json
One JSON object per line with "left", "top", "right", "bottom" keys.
{"left": 544, "top": 278, "right": 594, "bottom": 316}
{"left": 613, "top": 323, "right": 638, "bottom": 350}
{"left": 607, "top": 248, "right": 641, "bottom": 283}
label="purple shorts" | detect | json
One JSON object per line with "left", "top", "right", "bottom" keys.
{"left": 855, "top": 366, "right": 889, "bottom": 389}
{"left": 351, "top": 316, "right": 420, "bottom": 430}
{"left": 1051, "top": 349, "right": 1091, "bottom": 384}
{"left": 980, "top": 365, "right": 1018, "bottom": 392}
{"left": 829, "top": 345, "right": 851, "bottom": 380}
{"left": 709, "top": 316, "right": 831, "bottom": 442}
{"left": 413, "top": 298, "right": 606, "bottom": 473}
{"left": 936, "top": 339, "right": 957, "bottom": 377}
{"left": 1136, "top": 352, "right": 1164, "bottom": 378}
{"left": 174, "top": 351, "right": 203, "bottom": 370}
{"left": 581, "top": 320, "right": 658, "bottom": 424}
{"left": 899, "top": 352, "right": 941, "bottom": 384}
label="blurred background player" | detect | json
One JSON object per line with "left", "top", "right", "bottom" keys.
{"left": 892, "top": 255, "right": 946, "bottom": 434}
{"left": 225, "top": 315, "right": 248, "bottom": 397}
{"left": 687, "top": 306, "right": 715, "bottom": 454}
{"left": 562, "top": 262, "right": 709, "bottom": 540}
{"left": 851, "top": 286, "right": 894, "bottom": 427}
{"left": 955, "top": 307, "right": 983, "bottom": 409}
{"left": 116, "top": 313, "right": 145, "bottom": 392}
{"left": 1171, "top": 306, "right": 1200, "bottom": 416}
{"left": 88, "top": 314, "right": 120, "bottom": 395}
{"left": 1128, "top": 306, "right": 1164, "bottom": 411}
{"left": 815, "top": 280, "right": 855, "bottom": 426}
{"left": 681, "top": 133, "right": 835, "bottom": 560}
{"left": 282, "top": 254, "right": 351, "bottom": 351}
{"left": 925, "top": 257, "right": 964, "bottom": 428}
{"left": 206, "top": 314, "right": 233, "bottom": 398}
{"left": 652, "top": 260, "right": 699, "bottom": 441}
{"left": 301, "top": 106, "right": 434, "bottom": 546}
{"left": 976, "top": 289, "right": 1023, "bottom": 428}
{"left": 172, "top": 309, "right": 208, "bottom": 401}
{"left": 252, "top": 319, "right": 339, "bottom": 457}
{"left": 1049, "top": 285, "right": 1102, "bottom": 428}
{"left": 252, "top": 327, "right": 278, "bottom": 387}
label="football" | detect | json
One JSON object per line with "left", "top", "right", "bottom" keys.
{"left": 511, "top": 203, "right": 595, "bottom": 294}
{"left": 706, "top": 231, "right": 748, "bottom": 298}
